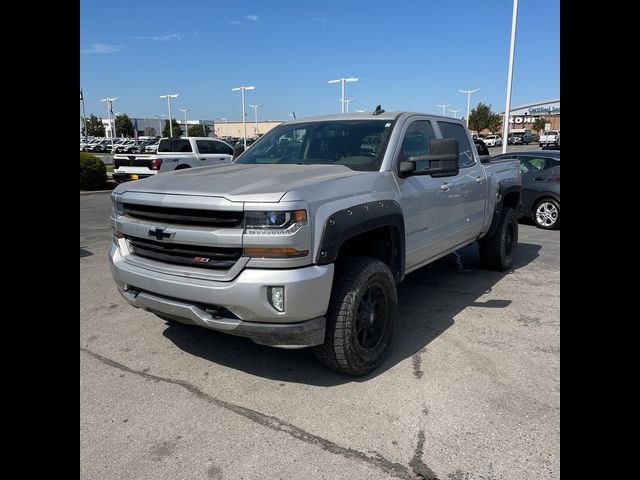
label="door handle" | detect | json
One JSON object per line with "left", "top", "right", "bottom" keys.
{"left": 475, "top": 177, "right": 484, "bottom": 183}
{"left": 441, "top": 183, "right": 450, "bottom": 191}
{"left": 534, "top": 176, "right": 545, "bottom": 181}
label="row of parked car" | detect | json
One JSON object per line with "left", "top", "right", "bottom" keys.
{"left": 80, "top": 138, "right": 160, "bottom": 154}
{"left": 472, "top": 130, "right": 560, "bottom": 147}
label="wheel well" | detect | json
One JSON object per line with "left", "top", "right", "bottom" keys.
{"left": 503, "top": 191, "right": 520, "bottom": 212}
{"left": 175, "top": 164, "right": 191, "bottom": 170}
{"left": 336, "top": 226, "right": 402, "bottom": 282}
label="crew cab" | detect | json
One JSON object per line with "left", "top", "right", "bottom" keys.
{"left": 112, "top": 137, "right": 234, "bottom": 183}
{"left": 109, "top": 110, "right": 521, "bottom": 375}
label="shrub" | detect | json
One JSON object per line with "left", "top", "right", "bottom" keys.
{"left": 80, "top": 152, "right": 107, "bottom": 190}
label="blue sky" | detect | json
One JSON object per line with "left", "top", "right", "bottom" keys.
{"left": 80, "top": 0, "right": 560, "bottom": 122}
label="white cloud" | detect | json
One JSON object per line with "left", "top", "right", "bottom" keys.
{"left": 80, "top": 43, "right": 122, "bottom": 54}
{"left": 153, "top": 33, "right": 182, "bottom": 41}
{"left": 230, "top": 20, "right": 241, "bottom": 25}
{"left": 245, "top": 15, "right": 258, "bottom": 21}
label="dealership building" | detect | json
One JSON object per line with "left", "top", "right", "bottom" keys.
{"left": 97, "top": 117, "right": 283, "bottom": 139}
{"left": 503, "top": 99, "right": 560, "bottom": 132}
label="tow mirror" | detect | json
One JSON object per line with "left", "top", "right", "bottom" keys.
{"left": 398, "top": 138, "right": 459, "bottom": 178}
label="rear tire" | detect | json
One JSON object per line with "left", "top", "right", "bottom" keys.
{"left": 479, "top": 206, "right": 518, "bottom": 270}
{"left": 313, "top": 257, "right": 397, "bottom": 376}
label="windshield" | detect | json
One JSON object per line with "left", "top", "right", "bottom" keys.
{"left": 236, "top": 120, "right": 395, "bottom": 171}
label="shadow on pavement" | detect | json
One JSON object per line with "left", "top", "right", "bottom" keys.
{"left": 80, "top": 247, "right": 93, "bottom": 258}
{"left": 162, "top": 241, "right": 541, "bottom": 385}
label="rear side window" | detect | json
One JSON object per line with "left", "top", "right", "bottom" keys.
{"left": 437, "top": 121, "right": 475, "bottom": 168}
{"left": 158, "top": 139, "right": 192, "bottom": 152}
{"left": 213, "top": 141, "right": 233, "bottom": 155}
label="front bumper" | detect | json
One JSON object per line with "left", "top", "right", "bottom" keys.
{"left": 109, "top": 243, "right": 334, "bottom": 348}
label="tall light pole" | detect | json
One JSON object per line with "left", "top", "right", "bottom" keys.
{"left": 344, "top": 98, "right": 356, "bottom": 112}
{"left": 154, "top": 114, "right": 165, "bottom": 137}
{"left": 231, "top": 85, "right": 255, "bottom": 149}
{"left": 436, "top": 104, "right": 451, "bottom": 116}
{"left": 179, "top": 108, "right": 191, "bottom": 137}
{"left": 159, "top": 93, "right": 180, "bottom": 137}
{"left": 249, "top": 103, "right": 262, "bottom": 137}
{"left": 328, "top": 77, "right": 359, "bottom": 113}
{"left": 80, "top": 89, "right": 87, "bottom": 141}
{"left": 449, "top": 109, "right": 461, "bottom": 119}
{"left": 502, "top": 0, "right": 519, "bottom": 154}
{"left": 100, "top": 97, "right": 118, "bottom": 148}
{"left": 458, "top": 88, "right": 481, "bottom": 127}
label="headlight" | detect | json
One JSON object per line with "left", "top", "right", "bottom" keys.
{"left": 111, "top": 195, "right": 124, "bottom": 217}
{"left": 244, "top": 209, "right": 307, "bottom": 235}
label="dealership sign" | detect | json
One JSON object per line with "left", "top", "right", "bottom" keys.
{"left": 509, "top": 116, "right": 543, "bottom": 124}
{"left": 529, "top": 106, "right": 560, "bottom": 115}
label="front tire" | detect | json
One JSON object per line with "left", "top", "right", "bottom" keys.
{"left": 534, "top": 198, "right": 560, "bottom": 230}
{"left": 479, "top": 206, "right": 518, "bottom": 270}
{"left": 313, "top": 257, "right": 397, "bottom": 376}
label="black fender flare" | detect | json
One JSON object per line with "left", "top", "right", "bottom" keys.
{"left": 317, "top": 200, "right": 405, "bottom": 282}
{"left": 486, "top": 183, "right": 521, "bottom": 238}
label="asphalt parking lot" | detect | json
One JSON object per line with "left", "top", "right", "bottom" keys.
{"left": 80, "top": 193, "right": 559, "bottom": 480}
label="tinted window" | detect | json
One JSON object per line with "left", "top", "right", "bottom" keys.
{"left": 213, "top": 141, "right": 233, "bottom": 155}
{"left": 437, "top": 121, "right": 475, "bottom": 168}
{"left": 237, "top": 120, "right": 394, "bottom": 171}
{"left": 196, "top": 140, "right": 214, "bottom": 154}
{"left": 158, "top": 139, "right": 192, "bottom": 152}
{"left": 519, "top": 156, "right": 547, "bottom": 173}
{"left": 401, "top": 121, "right": 437, "bottom": 171}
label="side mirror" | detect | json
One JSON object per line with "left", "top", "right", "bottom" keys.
{"left": 232, "top": 144, "right": 245, "bottom": 160}
{"left": 398, "top": 138, "right": 459, "bottom": 178}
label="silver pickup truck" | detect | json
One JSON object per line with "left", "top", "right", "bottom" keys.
{"left": 112, "top": 137, "right": 234, "bottom": 183}
{"left": 109, "top": 110, "right": 521, "bottom": 375}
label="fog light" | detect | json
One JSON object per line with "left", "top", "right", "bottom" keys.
{"left": 268, "top": 286, "right": 285, "bottom": 312}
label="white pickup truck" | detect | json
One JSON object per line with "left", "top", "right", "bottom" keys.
{"left": 112, "top": 137, "right": 235, "bottom": 183}
{"left": 539, "top": 130, "right": 560, "bottom": 147}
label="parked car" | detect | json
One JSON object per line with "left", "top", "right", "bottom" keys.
{"left": 483, "top": 135, "right": 502, "bottom": 147}
{"left": 508, "top": 132, "right": 533, "bottom": 145}
{"left": 493, "top": 150, "right": 560, "bottom": 230}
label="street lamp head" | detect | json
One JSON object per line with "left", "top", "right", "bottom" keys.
{"left": 345, "top": 77, "right": 359, "bottom": 82}
{"left": 327, "top": 79, "right": 341, "bottom": 84}
{"left": 232, "top": 86, "right": 255, "bottom": 91}
{"left": 160, "top": 93, "right": 180, "bottom": 99}
{"left": 179, "top": 108, "right": 191, "bottom": 113}
{"left": 249, "top": 104, "right": 263, "bottom": 108}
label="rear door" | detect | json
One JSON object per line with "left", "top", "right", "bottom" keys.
{"left": 517, "top": 155, "right": 554, "bottom": 213}
{"left": 436, "top": 120, "right": 486, "bottom": 245}
{"left": 195, "top": 140, "right": 234, "bottom": 166}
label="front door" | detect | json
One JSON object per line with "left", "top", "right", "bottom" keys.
{"left": 395, "top": 119, "right": 455, "bottom": 270}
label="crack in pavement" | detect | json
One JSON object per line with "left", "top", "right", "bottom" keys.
{"left": 81, "top": 347, "right": 415, "bottom": 479}
{"left": 409, "top": 430, "right": 440, "bottom": 480}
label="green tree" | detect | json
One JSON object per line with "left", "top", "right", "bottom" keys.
{"left": 86, "top": 114, "right": 105, "bottom": 136}
{"left": 468, "top": 103, "right": 502, "bottom": 134}
{"left": 144, "top": 126, "right": 156, "bottom": 137}
{"left": 188, "top": 125, "right": 209, "bottom": 137}
{"left": 532, "top": 117, "right": 547, "bottom": 133}
{"left": 162, "top": 119, "right": 182, "bottom": 137}
{"left": 115, "top": 114, "right": 134, "bottom": 137}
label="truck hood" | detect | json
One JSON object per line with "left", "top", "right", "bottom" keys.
{"left": 114, "top": 163, "right": 364, "bottom": 203}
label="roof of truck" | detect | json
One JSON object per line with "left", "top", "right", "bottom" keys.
{"left": 285, "top": 111, "right": 465, "bottom": 124}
